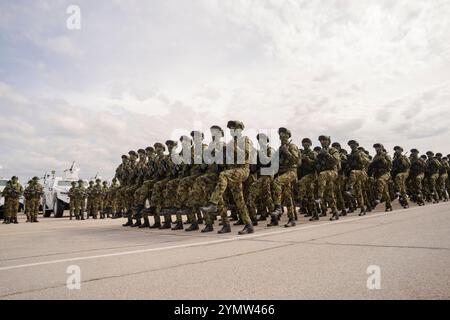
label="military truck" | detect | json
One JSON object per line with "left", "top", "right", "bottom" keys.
{"left": 42, "top": 163, "right": 81, "bottom": 218}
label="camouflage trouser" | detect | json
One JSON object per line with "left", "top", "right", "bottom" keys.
{"left": 438, "top": 174, "right": 449, "bottom": 200}
{"left": 375, "top": 173, "right": 391, "bottom": 205}
{"left": 426, "top": 174, "right": 439, "bottom": 201}
{"left": 247, "top": 175, "right": 274, "bottom": 222}
{"left": 347, "top": 170, "right": 367, "bottom": 209}
{"left": 273, "top": 170, "right": 298, "bottom": 220}
{"left": 394, "top": 171, "right": 409, "bottom": 200}
{"left": 4, "top": 198, "right": 19, "bottom": 218}
{"left": 86, "top": 198, "right": 100, "bottom": 218}
{"left": 149, "top": 178, "right": 170, "bottom": 224}
{"left": 335, "top": 174, "right": 346, "bottom": 211}
{"left": 74, "top": 198, "right": 85, "bottom": 218}
{"left": 317, "top": 170, "right": 338, "bottom": 212}
{"left": 410, "top": 173, "right": 425, "bottom": 200}
{"left": 125, "top": 184, "right": 140, "bottom": 210}
{"left": 118, "top": 186, "right": 129, "bottom": 212}
{"left": 210, "top": 166, "right": 251, "bottom": 225}
{"left": 29, "top": 198, "right": 40, "bottom": 219}
{"left": 24, "top": 198, "right": 32, "bottom": 220}
{"left": 174, "top": 175, "right": 201, "bottom": 223}
{"left": 69, "top": 199, "right": 75, "bottom": 218}
{"left": 136, "top": 179, "right": 157, "bottom": 217}
{"left": 162, "top": 178, "right": 181, "bottom": 222}
{"left": 187, "top": 173, "right": 225, "bottom": 224}
{"left": 299, "top": 173, "right": 317, "bottom": 214}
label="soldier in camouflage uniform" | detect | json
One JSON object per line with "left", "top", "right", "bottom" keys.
{"left": 74, "top": 179, "right": 86, "bottom": 220}
{"left": 171, "top": 133, "right": 207, "bottom": 230}
{"left": 100, "top": 180, "right": 109, "bottom": 219}
{"left": 247, "top": 133, "right": 275, "bottom": 225}
{"left": 28, "top": 177, "right": 43, "bottom": 223}
{"left": 298, "top": 138, "right": 319, "bottom": 221}
{"left": 408, "top": 149, "right": 426, "bottom": 206}
{"left": 183, "top": 126, "right": 227, "bottom": 233}
{"left": 146, "top": 140, "right": 178, "bottom": 229}
{"left": 268, "top": 128, "right": 300, "bottom": 228}
{"left": 331, "top": 142, "right": 348, "bottom": 216}
{"left": 68, "top": 181, "right": 77, "bottom": 219}
{"left": 23, "top": 179, "right": 33, "bottom": 222}
{"left": 2, "top": 176, "right": 23, "bottom": 224}
{"left": 109, "top": 178, "right": 120, "bottom": 219}
{"left": 446, "top": 155, "right": 450, "bottom": 199}
{"left": 345, "top": 140, "right": 370, "bottom": 216}
{"left": 392, "top": 146, "right": 411, "bottom": 208}
{"left": 120, "top": 151, "right": 138, "bottom": 225}
{"left": 85, "top": 181, "right": 96, "bottom": 219}
{"left": 369, "top": 144, "right": 393, "bottom": 212}
{"left": 436, "top": 153, "right": 449, "bottom": 201}
{"left": 315, "top": 136, "right": 341, "bottom": 221}
{"left": 114, "top": 155, "right": 129, "bottom": 218}
{"left": 425, "top": 151, "right": 441, "bottom": 203}
{"left": 128, "top": 149, "right": 148, "bottom": 227}
{"left": 201, "top": 120, "right": 255, "bottom": 235}
{"left": 138, "top": 144, "right": 165, "bottom": 228}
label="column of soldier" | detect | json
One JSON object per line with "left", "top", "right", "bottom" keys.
{"left": 108, "top": 120, "right": 450, "bottom": 235}
{"left": 2, "top": 120, "right": 449, "bottom": 229}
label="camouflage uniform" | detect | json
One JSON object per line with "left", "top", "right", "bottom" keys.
{"left": 369, "top": 144, "right": 392, "bottom": 211}
{"left": 408, "top": 149, "right": 426, "bottom": 205}
{"left": 201, "top": 121, "right": 254, "bottom": 235}
{"left": 2, "top": 177, "right": 23, "bottom": 224}
{"left": 23, "top": 180, "right": 33, "bottom": 222}
{"left": 74, "top": 180, "right": 86, "bottom": 220}
{"left": 298, "top": 139, "right": 318, "bottom": 219}
{"left": 100, "top": 181, "right": 109, "bottom": 218}
{"left": 314, "top": 136, "right": 341, "bottom": 220}
{"left": 28, "top": 178, "right": 43, "bottom": 222}
{"left": 345, "top": 140, "right": 370, "bottom": 215}
{"left": 147, "top": 141, "right": 178, "bottom": 229}
{"left": 269, "top": 128, "right": 300, "bottom": 227}
{"left": 247, "top": 133, "right": 275, "bottom": 224}
{"left": 425, "top": 152, "right": 441, "bottom": 203}
{"left": 392, "top": 146, "right": 411, "bottom": 208}
{"left": 85, "top": 181, "right": 96, "bottom": 219}
{"left": 68, "top": 182, "right": 77, "bottom": 219}
{"left": 436, "top": 154, "right": 449, "bottom": 201}
{"left": 185, "top": 128, "right": 226, "bottom": 232}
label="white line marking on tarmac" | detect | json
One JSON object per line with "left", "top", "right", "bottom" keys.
{"left": 0, "top": 202, "right": 447, "bottom": 271}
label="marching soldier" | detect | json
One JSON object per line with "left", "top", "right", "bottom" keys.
{"left": 268, "top": 128, "right": 300, "bottom": 228}
{"left": 369, "top": 144, "right": 393, "bottom": 212}
{"left": 392, "top": 146, "right": 411, "bottom": 208}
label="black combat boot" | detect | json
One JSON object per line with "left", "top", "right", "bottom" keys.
{"left": 358, "top": 206, "right": 366, "bottom": 216}
{"left": 171, "top": 221, "right": 184, "bottom": 231}
{"left": 3, "top": 217, "right": 10, "bottom": 224}
{"left": 13, "top": 217, "right": 19, "bottom": 224}
{"left": 284, "top": 219, "right": 296, "bottom": 228}
{"left": 200, "top": 203, "right": 218, "bottom": 214}
{"left": 329, "top": 211, "right": 339, "bottom": 221}
{"left": 267, "top": 213, "right": 279, "bottom": 227}
{"left": 149, "top": 221, "right": 161, "bottom": 229}
{"left": 238, "top": 224, "right": 254, "bottom": 235}
{"left": 385, "top": 203, "right": 393, "bottom": 212}
{"left": 159, "top": 219, "right": 172, "bottom": 229}
{"left": 217, "top": 223, "right": 231, "bottom": 234}
{"left": 122, "top": 215, "right": 133, "bottom": 227}
{"left": 131, "top": 218, "right": 142, "bottom": 227}
{"left": 201, "top": 224, "right": 214, "bottom": 233}
{"left": 139, "top": 216, "right": 150, "bottom": 228}
{"left": 33, "top": 217, "right": 39, "bottom": 223}
{"left": 252, "top": 219, "right": 258, "bottom": 227}
{"left": 340, "top": 209, "right": 347, "bottom": 216}
{"left": 185, "top": 223, "right": 199, "bottom": 232}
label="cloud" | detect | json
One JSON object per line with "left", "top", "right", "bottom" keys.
{"left": 0, "top": 0, "right": 450, "bottom": 181}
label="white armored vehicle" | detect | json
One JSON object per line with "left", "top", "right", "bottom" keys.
{"left": 42, "top": 163, "right": 81, "bottom": 218}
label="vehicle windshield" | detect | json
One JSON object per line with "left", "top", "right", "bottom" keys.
{"left": 0, "top": 180, "right": 8, "bottom": 187}
{"left": 57, "top": 181, "right": 74, "bottom": 187}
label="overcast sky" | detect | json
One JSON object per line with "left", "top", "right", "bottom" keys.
{"left": 1, "top": 0, "right": 449, "bottom": 182}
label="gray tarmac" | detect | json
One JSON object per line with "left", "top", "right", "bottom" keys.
{"left": 1, "top": 201, "right": 450, "bottom": 300}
